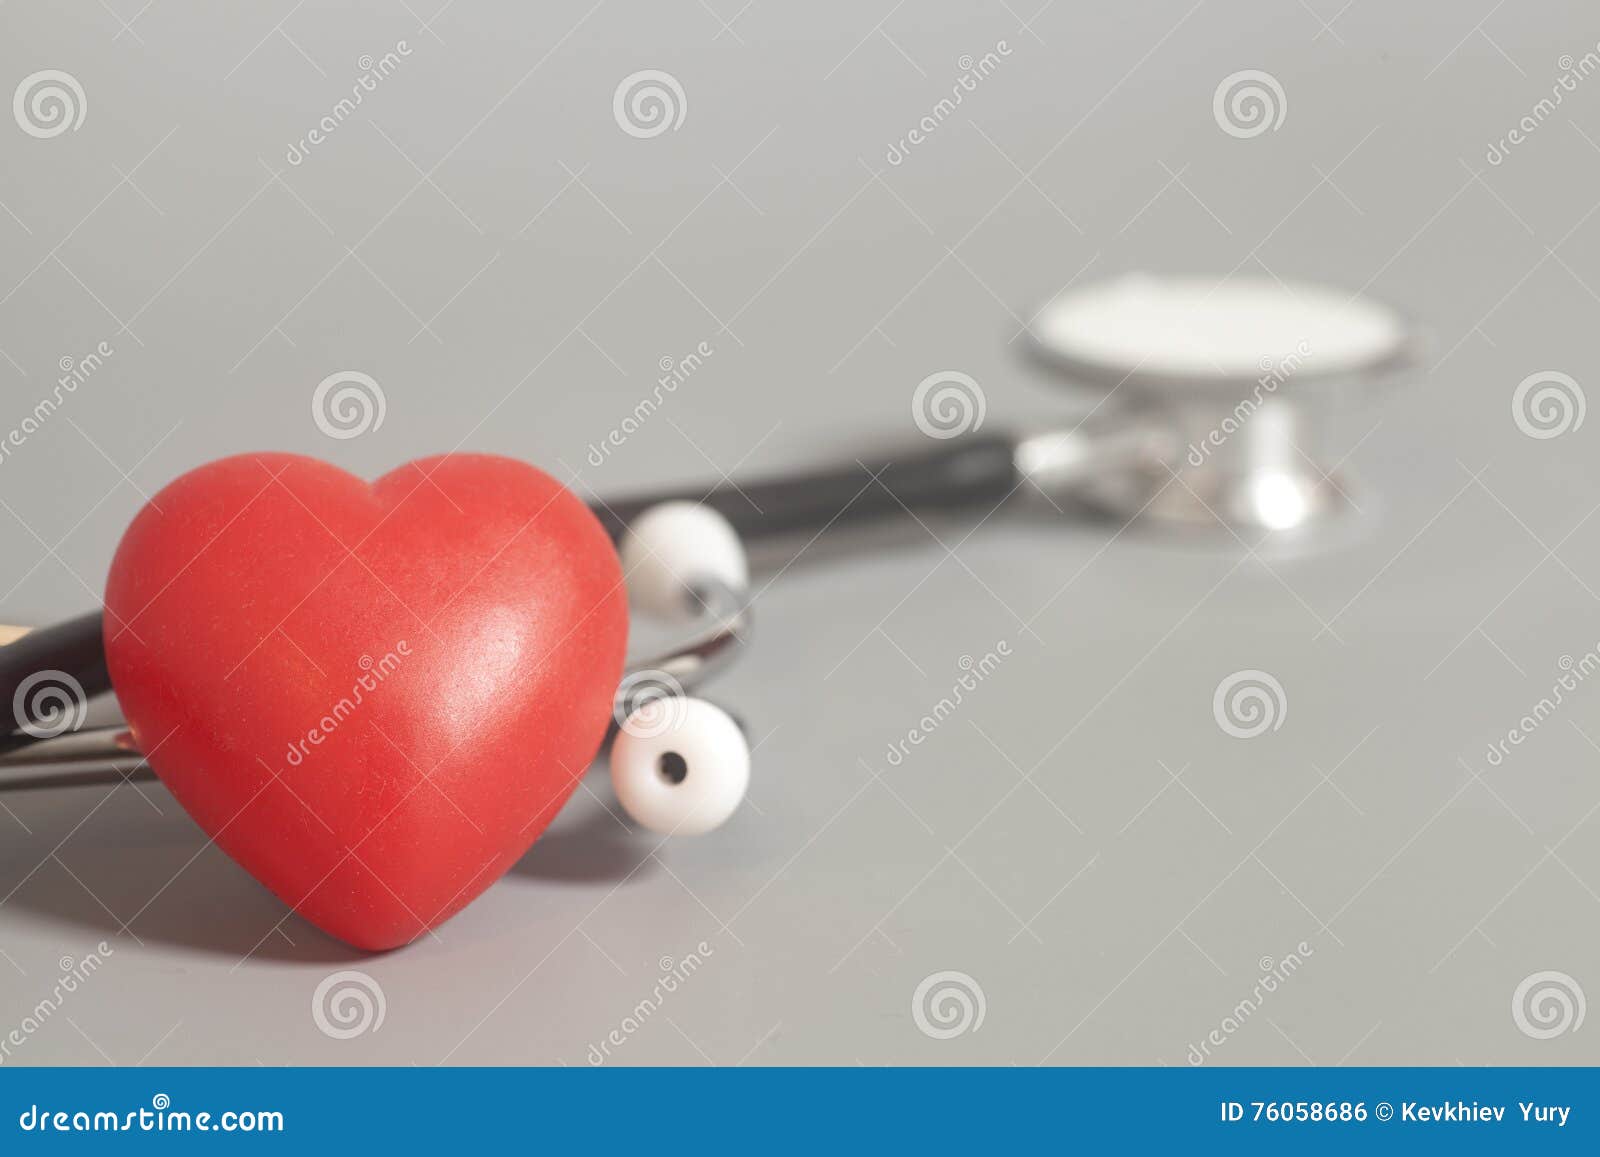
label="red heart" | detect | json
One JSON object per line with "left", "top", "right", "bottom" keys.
{"left": 102, "top": 453, "right": 628, "bottom": 951}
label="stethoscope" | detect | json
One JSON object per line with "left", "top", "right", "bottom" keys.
{"left": 0, "top": 273, "right": 1416, "bottom": 838}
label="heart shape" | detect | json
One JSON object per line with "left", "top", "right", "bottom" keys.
{"left": 102, "top": 453, "right": 628, "bottom": 951}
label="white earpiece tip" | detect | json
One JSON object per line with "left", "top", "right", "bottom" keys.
{"left": 620, "top": 502, "right": 748, "bottom": 619}
{"left": 610, "top": 697, "right": 750, "bottom": 836}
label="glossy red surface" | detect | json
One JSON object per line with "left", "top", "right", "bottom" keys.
{"left": 102, "top": 453, "right": 628, "bottom": 951}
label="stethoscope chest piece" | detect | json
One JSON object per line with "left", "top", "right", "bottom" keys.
{"left": 1027, "top": 274, "right": 1417, "bottom": 537}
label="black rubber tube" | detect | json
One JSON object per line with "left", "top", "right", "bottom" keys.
{"left": 592, "top": 433, "right": 1019, "bottom": 541}
{"left": 0, "top": 611, "right": 109, "bottom": 747}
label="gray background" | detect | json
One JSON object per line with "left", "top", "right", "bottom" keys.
{"left": 1, "top": 0, "right": 1598, "bottom": 1066}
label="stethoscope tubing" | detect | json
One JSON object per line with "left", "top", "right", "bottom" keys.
{"left": 1, "top": 420, "right": 1156, "bottom": 782}
{"left": 591, "top": 432, "right": 1022, "bottom": 542}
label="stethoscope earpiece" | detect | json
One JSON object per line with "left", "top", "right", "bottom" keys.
{"left": 619, "top": 499, "right": 751, "bottom": 619}
{"left": 610, "top": 502, "right": 753, "bottom": 836}
{"left": 610, "top": 696, "right": 750, "bottom": 837}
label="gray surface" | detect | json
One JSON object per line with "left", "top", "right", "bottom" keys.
{"left": 1, "top": 1, "right": 1598, "bottom": 1066}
